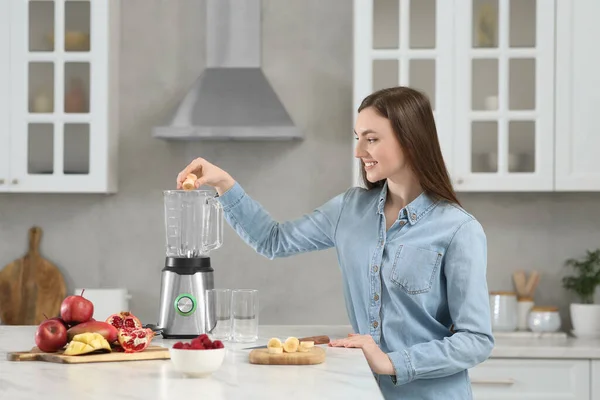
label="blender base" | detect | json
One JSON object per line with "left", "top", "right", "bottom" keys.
{"left": 156, "top": 256, "right": 216, "bottom": 338}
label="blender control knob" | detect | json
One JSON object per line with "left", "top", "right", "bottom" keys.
{"left": 176, "top": 296, "right": 194, "bottom": 314}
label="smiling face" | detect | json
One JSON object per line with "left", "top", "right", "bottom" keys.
{"left": 354, "top": 106, "right": 408, "bottom": 184}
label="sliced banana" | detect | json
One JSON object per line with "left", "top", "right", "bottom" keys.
{"left": 268, "top": 347, "right": 283, "bottom": 354}
{"left": 267, "top": 337, "right": 282, "bottom": 349}
{"left": 298, "top": 341, "right": 314, "bottom": 352}
{"left": 283, "top": 337, "right": 299, "bottom": 353}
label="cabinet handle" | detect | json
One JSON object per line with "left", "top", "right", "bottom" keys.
{"left": 471, "top": 378, "right": 515, "bottom": 385}
{"left": 0, "top": 179, "right": 4, "bottom": 185}
{"left": 11, "top": 179, "right": 18, "bottom": 185}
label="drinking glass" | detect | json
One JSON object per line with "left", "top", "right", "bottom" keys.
{"left": 231, "top": 289, "right": 259, "bottom": 342}
{"left": 205, "top": 289, "right": 232, "bottom": 340}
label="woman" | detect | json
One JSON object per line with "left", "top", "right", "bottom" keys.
{"left": 176, "top": 86, "right": 494, "bottom": 400}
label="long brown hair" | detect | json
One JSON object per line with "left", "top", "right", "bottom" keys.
{"left": 358, "top": 86, "right": 461, "bottom": 206}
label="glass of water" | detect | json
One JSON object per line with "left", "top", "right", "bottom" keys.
{"left": 232, "top": 289, "right": 259, "bottom": 342}
{"left": 205, "top": 289, "right": 232, "bottom": 340}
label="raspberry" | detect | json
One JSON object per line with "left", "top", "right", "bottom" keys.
{"left": 197, "top": 334, "right": 209, "bottom": 341}
{"left": 172, "top": 342, "right": 184, "bottom": 349}
{"left": 190, "top": 341, "right": 205, "bottom": 350}
{"left": 202, "top": 338, "right": 212, "bottom": 347}
{"left": 191, "top": 337, "right": 202, "bottom": 347}
{"left": 212, "top": 340, "right": 224, "bottom": 349}
{"left": 183, "top": 342, "right": 192, "bottom": 349}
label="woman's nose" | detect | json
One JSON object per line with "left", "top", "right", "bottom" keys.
{"left": 354, "top": 141, "right": 367, "bottom": 158}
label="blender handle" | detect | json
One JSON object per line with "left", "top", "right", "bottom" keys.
{"left": 206, "top": 197, "right": 223, "bottom": 250}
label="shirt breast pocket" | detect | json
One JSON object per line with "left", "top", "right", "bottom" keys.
{"left": 390, "top": 245, "right": 442, "bottom": 295}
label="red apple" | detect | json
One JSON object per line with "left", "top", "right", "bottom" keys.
{"left": 35, "top": 319, "right": 68, "bottom": 352}
{"left": 43, "top": 313, "right": 68, "bottom": 329}
{"left": 60, "top": 289, "right": 94, "bottom": 323}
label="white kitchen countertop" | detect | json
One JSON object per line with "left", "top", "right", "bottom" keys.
{"left": 3, "top": 325, "right": 600, "bottom": 400}
{"left": 490, "top": 334, "right": 600, "bottom": 359}
{"left": 0, "top": 325, "right": 384, "bottom": 400}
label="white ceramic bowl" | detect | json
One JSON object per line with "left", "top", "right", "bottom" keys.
{"left": 170, "top": 348, "right": 226, "bottom": 377}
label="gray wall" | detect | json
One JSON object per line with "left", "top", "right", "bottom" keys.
{"left": 1, "top": 0, "right": 599, "bottom": 330}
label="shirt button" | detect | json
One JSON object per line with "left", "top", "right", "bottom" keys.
{"left": 374, "top": 294, "right": 379, "bottom": 301}
{"left": 411, "top": 213, "right": 417, "bottom": 221}
{"left": 373, "top": 265, "right": 379, "bottom": 273}
{"left": 399, "top": 220, "right": 406, "bottom": 226}
{"left": 373, "top": 321, "right": 379, "bottom": 328}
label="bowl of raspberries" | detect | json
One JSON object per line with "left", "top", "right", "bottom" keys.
{"left": 170, "top": 334, "right": 226, "bottom": 377}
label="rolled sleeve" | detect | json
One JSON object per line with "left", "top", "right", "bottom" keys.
{"left": 387, "top": 350, "right": 415, "bottom": 385}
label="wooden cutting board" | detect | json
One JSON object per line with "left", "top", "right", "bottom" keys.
{"left": 7, "top": 345, "right": 171, "bottom": 364}
{"left": 249, "top": 347, "right": 326, "bottom": 365}
{"left": 0, "top": 226, "right": 66, "bottom": 325}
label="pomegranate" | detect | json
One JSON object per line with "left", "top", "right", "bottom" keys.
{"left": 105, "top": 311, "right": 142, "bottom": 330}
{"left": 67, "top": 320, "right": 118, "bottom": 343}
{"left": 60, "top": 289, "right": 94, "bottom": 324}
{"left": 35, "top": 319, "right": 68, "bottom": 352}
{"left": 117, "top": 327, "right": 155, "bottom": 353}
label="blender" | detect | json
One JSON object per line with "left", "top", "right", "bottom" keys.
{"left": 156, "top": 189, "right": 223, "bottom": 339}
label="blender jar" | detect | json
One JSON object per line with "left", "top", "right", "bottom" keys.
{"left": 164, "top": 190, "right": 223, "bottom": 258}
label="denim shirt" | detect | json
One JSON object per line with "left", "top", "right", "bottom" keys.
{"left": 217, "top": 181, "right": 494, "bottom": 400}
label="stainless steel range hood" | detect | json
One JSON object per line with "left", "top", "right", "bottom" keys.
{"left": 153, "top": 0, "right": 302, "bottom": 140}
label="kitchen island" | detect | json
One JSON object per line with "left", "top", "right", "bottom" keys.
{"left": 0, "top": 325, "right": 384, "bottom": 400}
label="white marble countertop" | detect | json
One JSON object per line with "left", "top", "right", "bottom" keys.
{"left": 0, "top": 325, "right": 384, "bottom": 400}
{"left": 490, "top": 334, "right": 600, "bottom": 359}
{"left": 3, "top": 325, "right": 600, "bottom": 400}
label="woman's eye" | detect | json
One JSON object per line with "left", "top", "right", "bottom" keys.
{"left": 367, "top": 138, "right": 377, "bottom": 143}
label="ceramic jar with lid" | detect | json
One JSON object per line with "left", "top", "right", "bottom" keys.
{"left": 517, "top": 296, "right": 535, "bottom": 331}
{"left": 528, "top": 306, "right": 561, "bottom": 332}
{"left": 489, "top": 291, "right": 518, "bottom": 331}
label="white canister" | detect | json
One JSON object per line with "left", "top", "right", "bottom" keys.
{"left": 528, "top": 306, "right": 561, "bottom": 333}
{"left": 73, "top": 288, "right": 132, "bottom": 322}
{"left": 489, "top": 291, "right": 518, "bottom": 332}
{"left": 517, "top": 297, "right": 534, "bottom": 331}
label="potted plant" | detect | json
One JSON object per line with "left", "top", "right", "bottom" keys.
{"left": 562, "top": 249, "right": 600, "bottom": 337}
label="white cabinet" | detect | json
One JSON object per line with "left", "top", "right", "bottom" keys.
{"left": 352, "top": 0, "right": 455, "bottom": 186}
{"left": 453, "top": 0, "right": 556, "bottom": 191}
{"left": 353, "top": 0, "right": 600, "bottom": 192}
{"left": 0, "top": 4, "right": 10, "bottom": 188}
{"left": 469, "top": 359, "right": 590, "bottom": 400}
{"left": 554, "top": 0, "right": 600, "bottom": 191}
{"left": 1, "top": 0, "right": 120, "bottom": 193}
{"left": 592, "top": 360, "right": 600, "bottom": 400}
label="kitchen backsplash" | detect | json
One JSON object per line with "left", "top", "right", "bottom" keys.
{"left": 1, "top": 0, "right": 599, "bottom": 329}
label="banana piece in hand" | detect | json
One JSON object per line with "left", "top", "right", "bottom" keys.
{"left": 182, "top": 173, "right": 197, "bottom": 190}
{"left": 63, "top": 332, "right": 111, "bottom": 356}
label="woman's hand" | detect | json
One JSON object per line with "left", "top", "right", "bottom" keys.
{"left": 329, "top": 334, "right": 395, "bottom": 376}
{"left": 176, "top": 157, "right": 235, "bottom": 195}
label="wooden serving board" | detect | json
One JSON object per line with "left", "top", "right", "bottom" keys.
{"left": 7, "top": 345, "right": 170, "bottom": 364}
{"left": 0, "top": 226, "right": 66, "bottom": 325}
{"left": 249, "top": 347, "right": 326, "bottom": 365}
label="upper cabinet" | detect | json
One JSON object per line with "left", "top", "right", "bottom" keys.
{"left": 453, "top": 0, "right": 555, "bottom": 191}
{"left": 353, "top": 0, "right": 600, "bottom": 192}
{"left": 1, "top": 0, "right": 120, "bottom": 193}
{"left": 353, "top": 0, "right": 455, "bottom": 186}
{"left": 554, "top": 0, "right": 600, "bottom": 191}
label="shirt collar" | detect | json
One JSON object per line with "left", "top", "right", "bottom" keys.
{"left": 376, "top": 181, "right": 439, "bottom": 225}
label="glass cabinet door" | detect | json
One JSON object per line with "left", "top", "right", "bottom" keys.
{"left": 10, "top": 0, "right": 92, "bottom": 191}
{"left": 0, "top": 5, "right": 10, "bottom": 190}
{"left": 353, "top": 0, "right": 455, "bottom": 186}
{"left": 453, "top": 0, "right": 555, "bottom": 191}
